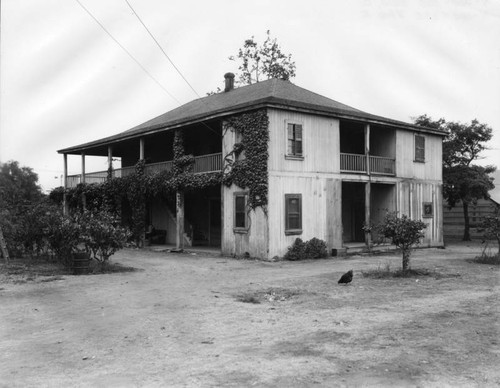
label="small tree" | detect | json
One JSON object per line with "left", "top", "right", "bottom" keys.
{"left": 230, "top": 30, "right": 296, "bottom": 85}
{"left": 376, "top": 212, "right": 427, "bottom": 272}
{"left": 479, "top": 207, "right": 500, "bottom": 255}
{"left": 413, "top": 115, "right": 496, "bottom": 241}
{"left": 78, "top": 210, "right": 130, "bottom": 267}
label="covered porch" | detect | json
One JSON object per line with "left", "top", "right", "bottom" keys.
{"left": 59, "top": 118, "right": 224, "bottom": 252}
{"left": 341, "top": 180, "right": 396, "bottom": 247}
{"left": 339, "top": 120, "right": 396, "bottom": 176}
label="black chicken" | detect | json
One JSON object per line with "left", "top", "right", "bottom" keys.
{"left": 338, "top": 270, "right": 353, "bottom": 285}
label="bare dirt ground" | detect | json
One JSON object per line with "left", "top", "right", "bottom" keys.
{"left": 1, "top": 241, "right": 499, "bottom": 387}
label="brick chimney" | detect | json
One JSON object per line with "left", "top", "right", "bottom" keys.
{"left": 224, "top": 72, "right": 235, "bottom": 92}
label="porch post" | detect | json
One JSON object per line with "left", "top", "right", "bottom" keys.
{"left": 63, "top": 154, "right": 68, "bottom": 215}
{"left": 364, "top": 124, "right": 370, "bottom": 174}
{"left": 139, "top": 137, "right": 145, "bottom": 160}
{"left": 107, "top": 145, "right": 113, "bottom": 179}
{"left": 365, "top": 181, "right": 371, "bottom": 247}
{"left": 81, "top": 152, "right": 86, "bottom": 210}
{"left": 176, "top": 191, "right": 185, "bottom": 250}
{"left": 364, "top": 123, "right": 372, "bottom": 247}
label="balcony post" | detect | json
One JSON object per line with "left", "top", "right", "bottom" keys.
{"left": 175, "top": 191, "right": 185, "bottom": 250}
{"left": 63, "top": 154, "right": 68, "bottom": 215}
{"left": 364, "top": 123, "right": 372, "bottom": 247}
{"left": 139, "top": 137, "right": 145, "bottom": 161}
{"left": 364, "top": 124, "right": 370, "bottom": 175}
{"left": 365, "top": 181, "right": 372, "bottom": 247}
{"left": 81, "top": 152, "right": 86, "bottom": 210}
{"left": 107, "top": 146, "right": 113, "bottom": 180}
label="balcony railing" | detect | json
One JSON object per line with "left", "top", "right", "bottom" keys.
{"left": 369, "top": 155, "right": 395, "bottom": 175}
{"left": 66, "top": 153, "right": 223, "bottom": 188}
{"left": 340, "top": 153, "right": 395, "bottom": 175}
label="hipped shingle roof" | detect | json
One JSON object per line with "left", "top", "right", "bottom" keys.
{"left": 58, "top": 78, "right": 446, "bottom": 154}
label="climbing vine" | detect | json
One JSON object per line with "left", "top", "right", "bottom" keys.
{"left": 54, "top": 109, "right": 269, "bottom": 238}
{"left": 223, "top": 109, "right": 269, "bottom": 210}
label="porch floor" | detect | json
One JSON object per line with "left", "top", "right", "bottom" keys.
{"left": 146, "top": 244, "right": 222, "bottom": 256}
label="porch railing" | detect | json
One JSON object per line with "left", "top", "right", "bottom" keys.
{"left": 66, "top": 153, "right": 223, "bottom": 188}
{"left": 340, "top": 153, "right": 366, "bottom": 173}
{"left": 340, "top": 153, "right": 395, "bottom": 175}
{"left": 369, "top": 155, "right": 395, "bottom": 175}
{"left": 193, "top": 152, "right": 223, "bottom": 173}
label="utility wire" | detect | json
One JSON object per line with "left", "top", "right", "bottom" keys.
{"left": 124, "top": 0, "right": 201, "bottom": 98}
{"left": 74, "top": 0, "right": 180, "bottom": 104}
{"left": 124, "top": 1, "right": 221, "bottom": 137}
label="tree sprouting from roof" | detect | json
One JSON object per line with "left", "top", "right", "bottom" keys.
{"left": 230, "top": 30, "right": 296, "bottom": 85}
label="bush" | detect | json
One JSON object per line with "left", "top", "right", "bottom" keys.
{"left": 477, "top": 208, "right": 500, "bottom": 255}
{"left": 45, "top": 211, "right": 81, "bottom": 266}
{"left": 375, "top": 212, "right": 426, "bottom": 272}
{"left": 284, "top": 237, "right": 328, "bottom": 261}
{"left": 78, "top": 210, "right": 131, "bottom": 266}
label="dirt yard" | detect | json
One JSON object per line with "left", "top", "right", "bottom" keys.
{"left": 1, "top": 242, "right": 499, "bottom": 387}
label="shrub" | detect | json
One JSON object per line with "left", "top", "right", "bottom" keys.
{"left": 283, "top": 238, "right": 306, "bottom": 261}
{"left": 45, "top": 211, "right": 81, "bottom": 266}
{"left": 78, "top": 210, "right": 131, "bottom": 266}
{"left": 477, "top": 207, "right": 500, "bottom": 255}
{"left": 284, "top": 237, "right": 328, "bottom": 260}
{"left": 304, "top": 237, "right": 328, "bottom": 259}
{"left": 375, "top": 212, "right": 427, "bottom": 272}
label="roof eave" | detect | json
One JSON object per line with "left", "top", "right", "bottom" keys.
{"left": 58, "top": 98, "right": 446, "bottom": 155}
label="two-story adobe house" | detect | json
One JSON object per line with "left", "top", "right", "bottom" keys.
{"left": 58, "top": 74, "right": 447, "bottom": 259}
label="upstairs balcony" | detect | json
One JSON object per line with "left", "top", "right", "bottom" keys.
{"left": 340, "top": 153, "right": 395, "bottom": 175}
{"left": 339, "top": 120, "right": 396, "bottom": 177}
{"left": 66, "top": 152, "right": 223, "bottom": 188}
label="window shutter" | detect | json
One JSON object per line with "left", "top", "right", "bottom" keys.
{"left": 415, "top": 135, "right": 425, "bottom": 161}
{"left": 295, "top": 125, "right": 303, "bottom": 155}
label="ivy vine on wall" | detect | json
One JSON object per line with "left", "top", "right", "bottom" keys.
{"left": 223, "top": 109, "right": 269, "bottom": 211}
{"left": 55, "top": 109, "right": 270, "bottom": 239}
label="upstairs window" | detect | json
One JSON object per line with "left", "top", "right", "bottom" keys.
{"left": 285, "top": 194, "right": 302, "bottom": 234}
{"left": 234, "top": 193, "right": 248, "bottom": 231}
{"left": 287, "top": 123, "right": 303, "bottom": 157}
{"left": 415, "top": 134, "right": 425, "bottom": 162}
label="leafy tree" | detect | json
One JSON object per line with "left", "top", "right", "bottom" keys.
{"left": 0, "top": 160, "right": 43, "bottom": 210}
{"left": 230, "top": 30, "right": 296, "bottom": 85}
{"left": 0, "top": 161, "right": 45, "bottom": 259}
{"left": 414, "top": 115, "right": 496, "bottom": 240}
{"left": 376, "top": 212, "right": 427, "bottom": 272}
{"left": 78, "top": 210, "right": 130, "bottom": 267}
{"left": 478, "top": 207, "right": 500, "bottom": 255}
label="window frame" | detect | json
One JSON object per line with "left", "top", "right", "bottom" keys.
{"left": 285, "top": 194, "right": 303, "bottom": 235}
{"left": 422, "top": 202, "right": 433, "bottom": 218}
{"left": 233, "top": 192, "right": 249, "bottom": 233}
{"left": 285, "top": 121, "right": 304, "bottom": 160}
{"left": 414, "top": 134, "right": 426, "bottom": 163}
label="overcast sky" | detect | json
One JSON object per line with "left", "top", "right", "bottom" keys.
{"left": 1, "top": 0, "right": 499, "bottom": 199}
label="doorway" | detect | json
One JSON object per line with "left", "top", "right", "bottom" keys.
{"left": 342, "top": 182, "right": 366, "bottom": 243}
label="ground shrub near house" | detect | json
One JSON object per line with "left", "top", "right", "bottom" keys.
{"left": 469, "top": 250, "right": 500, "bottom": 265}
{"left": 284, "top": 238, "right": 328, "bottom": 261}
{"left": 362, "top": 263, "right": 460, "bottom": 279}
{"left": 470, "top": 254, "right": 500, "bottom": 265}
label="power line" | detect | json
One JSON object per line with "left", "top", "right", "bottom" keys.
{"left": 74, "top": 0, "right": 181, "bottom": 104}
{"left": 124, "top": 0, "right": 200, "bottom": 98}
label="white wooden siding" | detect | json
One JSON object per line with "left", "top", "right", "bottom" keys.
{"left": 397, "top": 180, "right": 443, "bottom": 246}
{"left": 267, "top": 174, "right": 342, "bottom": 258}
{"left": 221, "top": 184, "right": 268, "bottom": 258}
{"left": 267, "top": 109, "right": 340, "bottom": 174}
{"left": 396, "top": 131, "right": 442, "bottom": 180}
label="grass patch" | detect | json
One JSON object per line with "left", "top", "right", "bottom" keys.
{"left": 236, "top": 294, "right": 261, "bottom": 304}
{"left": 236, "top": 287, "right": 302, "bottom": 304}
{"left": 90, "top": 261, "right": 139, "bottom": 274}
{"left": 469, "top": 253, "right": 500, "bottom": 265}
{"left": 362, "top": 263, "right": 457, "bottom": 279}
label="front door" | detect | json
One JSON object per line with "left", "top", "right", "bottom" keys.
{"left": 209, "top": 199, "right": 221, "bottom": 247}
